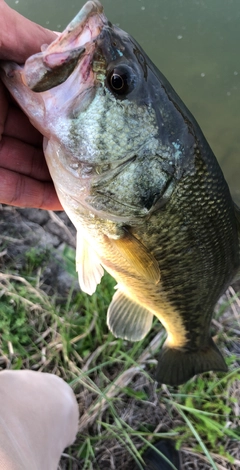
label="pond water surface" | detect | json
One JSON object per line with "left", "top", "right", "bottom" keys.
{"left": 5, "top": 0, "right": 240, "bottom": 203}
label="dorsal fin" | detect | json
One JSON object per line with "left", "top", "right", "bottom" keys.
{"left": 107, "top": 289, "right": 153, "bottom": 341}
{"left": 234, "top": 203, "right": 240, "bottom": 243}
{"left": 76, "top": 231, "right": 104, "bottom": 295}
{"left": 232, "top": 204, "right": 240, "bottom": 281}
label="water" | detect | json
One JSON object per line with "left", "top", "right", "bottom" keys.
{"left": 5, "top": 0, "right": 240, "bottom": 202}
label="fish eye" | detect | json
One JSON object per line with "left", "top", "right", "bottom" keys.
{"left": 110, "top": 72, "right": 127, "bottom": 92}
{"left": 106, "top": 66, "right": 135, "bottom": 96}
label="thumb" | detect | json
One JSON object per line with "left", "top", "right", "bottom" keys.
{"left": 0, "top": 0, "right": 56, "bottom": 62}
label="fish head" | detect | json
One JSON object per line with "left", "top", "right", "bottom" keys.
{"left": 1, "top": 0, "right": 196, "bottom": 221}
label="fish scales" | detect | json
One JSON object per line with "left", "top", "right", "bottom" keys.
{"left": 1, "top": 0, "right": 240, "bottom": 385}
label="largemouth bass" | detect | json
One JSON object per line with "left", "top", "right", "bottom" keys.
{"left": 1, "top": 0, "right": 239, "bottom": 386}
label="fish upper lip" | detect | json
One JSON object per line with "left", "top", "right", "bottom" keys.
{"left": 43, "top": 0, "right": 105, "bottom": 60}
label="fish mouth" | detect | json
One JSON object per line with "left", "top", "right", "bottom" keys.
{"left": 23, "top": 0, "right": 108, "bottom": 92}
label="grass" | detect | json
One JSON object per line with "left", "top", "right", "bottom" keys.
{"left": 0, "top": 208, "right": 240, "bottom": 469}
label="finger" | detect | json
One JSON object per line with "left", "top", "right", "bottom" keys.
{"left": 0, "top": 80, "right": 8, "bottom": 137}
{"left": 0, "top": 167, "right": 63, "bottom": 210}
{"left": 4, "top": 105, "right": 42, "bottom": 146}
{"left": 0, "top": 371, "right": 78, "bottom": 470}
{"left": 0, "top": 136, "right": 52, "bottom": 181}
{"left": 0, "top": 1, "right": 56, "bottom": 62}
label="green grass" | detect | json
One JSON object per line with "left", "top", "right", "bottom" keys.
{"left": 0, "top": 241, "right": 240, "bottom": 469}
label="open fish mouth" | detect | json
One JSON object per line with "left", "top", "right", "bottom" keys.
{"left": 21, "top": 0, "right": 108, "bottom": 92}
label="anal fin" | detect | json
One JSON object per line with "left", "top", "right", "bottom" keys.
{"left": 76, "top": 232, "right": 104, "bottom": 295}
{"left": 107, "top": 289, "right": 153, "bottom": 341}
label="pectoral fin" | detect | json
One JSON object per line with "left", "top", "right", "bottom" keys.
{"left": 108, "top": 228, "right": 160, "bottom": 284}
{"left": 107, "top": 289, "right": 153, "bottom": 341}
{"left": 76, "top": 232, "right": 104, "bottom": 295}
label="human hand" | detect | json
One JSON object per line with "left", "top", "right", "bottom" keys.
{"left": 0, "top": 0, "right": 63, "bottom": 210}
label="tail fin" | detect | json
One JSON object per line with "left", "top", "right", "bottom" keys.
{"left": 155, "top": 338, "right": 228, "bottom": 386}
